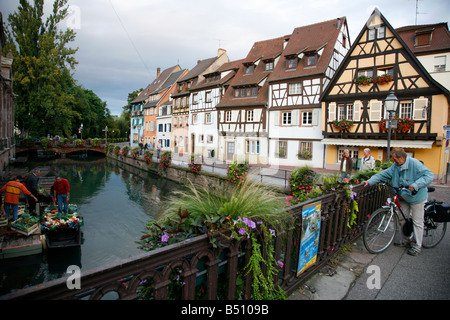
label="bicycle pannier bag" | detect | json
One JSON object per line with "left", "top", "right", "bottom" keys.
{"left": 425, "top": 201, "right": 450, "bottom": 223}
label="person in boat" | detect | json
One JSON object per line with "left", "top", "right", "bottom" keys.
{"left": 0, "top": 176, "right": 38, "bottom": 222}
{"left": 52, "top": 176, "right": 70, "bottom": 217}
{"left": 26, "top": 169, "right": 43, "bottom": 216}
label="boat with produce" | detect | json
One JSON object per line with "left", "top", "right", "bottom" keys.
{"left": 41, "top": 204, "right": 83, "bottom": 249}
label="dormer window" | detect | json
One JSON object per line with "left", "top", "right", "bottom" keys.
{"left": 245, "top": 64, "right": 254, "bottom": 74}
{"left": 287, "top": 57, "right": 297, "bottom": 69}
{"left": 306, "top": 55, "right": 316, "bottom": 66}
{"left": 415, "top": 30, "right": 432, "bottom": 47}
{"left": 265, "top": 60, "right": 274, "bottom": 71}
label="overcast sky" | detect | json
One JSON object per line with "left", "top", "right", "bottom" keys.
{"left": 1, "top": 0, "right": 449, "bottom": 116}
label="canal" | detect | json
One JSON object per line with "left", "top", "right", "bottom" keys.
{"left": 0, "top": 156, "right": 183, "bottom": 295}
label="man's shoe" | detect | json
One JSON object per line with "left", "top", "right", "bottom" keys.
{"left": 407, "top": 247, "right": 421, "bottom": 256}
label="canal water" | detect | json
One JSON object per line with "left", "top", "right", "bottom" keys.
{"left": 0, "top": 156, "right": 182, "bottom": 295}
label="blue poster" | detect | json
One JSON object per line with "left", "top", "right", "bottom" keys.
{"left": 297, "top": 201, "right": 322, "bottom": 276}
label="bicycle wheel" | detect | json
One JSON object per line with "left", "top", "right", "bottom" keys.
{"left": 363, "top": 207, "right": 399, "bottom": 254}
{"left": 422, "top": 215, "right": 447, "bottom": 248}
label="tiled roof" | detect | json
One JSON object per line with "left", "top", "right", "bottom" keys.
{"left": 270, "top": 17, "right": 346, "bottom": 82}
{"left": 396, "top": 22, "right": 450, "bottom": 55}
{"left": 132, "top": 65, "right": 181, "bottom": 103}
{"left": 190, "top": 59, "right": 244, "bottom": 91}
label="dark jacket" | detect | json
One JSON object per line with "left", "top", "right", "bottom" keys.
{"left": 26, "top": 173, "right": 40, "bottom": 196}
{"left": 340, "top": 156, "right": 353, "bottom": 173}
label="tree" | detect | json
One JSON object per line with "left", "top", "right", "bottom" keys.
{"left": 5, "top": 0, "right": 78, "bottom": 137}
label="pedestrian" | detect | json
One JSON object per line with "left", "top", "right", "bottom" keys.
{"left": 360, "top": 148, "right": 375, "bottom": 171}
{"left": 156, "top": 140, "right": 161, "bottom": 159}
{"left": 362, "top": 148, "right": 434, "bottom": 256}
{"left": 53, "top": 176, "right": 70, "bottom": 217}
{"left": 26, "top": 169, "right": 43, "bottom": 216}
{"left": 340, "top": 149, "right": 353, "bottom": 181}
{"left": 0, "top": 176, "right": 38, "bottom": 222}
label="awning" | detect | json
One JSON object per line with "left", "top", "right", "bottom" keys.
{"left": 321, "top": 139, "right": 434, "bottom": 149}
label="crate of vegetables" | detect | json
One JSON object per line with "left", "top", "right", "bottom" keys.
{"left": 11, "top": 218, "right": 39, "bottom": 236}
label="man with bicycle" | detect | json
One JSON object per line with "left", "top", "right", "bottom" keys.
{"left": 363, "top": 148, "right": 434, "bottom": 256}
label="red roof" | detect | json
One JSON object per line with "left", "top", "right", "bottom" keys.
{"left": 396, "top": 23, "right": 450, "bottom": 55}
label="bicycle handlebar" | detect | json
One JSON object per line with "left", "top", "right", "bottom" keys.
{"left": 380, "top": 181, "right": 418, "bottom": 196}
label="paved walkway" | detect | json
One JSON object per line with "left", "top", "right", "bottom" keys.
{"left": 289, "top": 184, "right": 450, "bottom": 300}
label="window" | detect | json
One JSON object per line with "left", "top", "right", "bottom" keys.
{"left": 282, "top": 112, "right": 292, "bottom": 125}
{"left": 207, "top": 135, "right": 213, "bottom": 143}
{"left": 205, "top": 113, "right": 212, "bottom": 124}
{"left": 205, "top": 91, "right": 212, "bottom": 102}
{"left": 158, "top": 124, "right": 163, "bottom": 132}
{"left": 277, "top": 141, "right": 287, "bottom": 158}
{"left": 338, "top": 105, "right": 345, "bottom": 121}
{"left": 338, "top": 104, "right": 353, "bottom": 121}
{"left": 247, "top": 110, "right": 254, "bottom": 122}
{"left": 377, "top": 67, "right": 394, "bottom": 76}
{"left": 192, "top": 93, "right": 198, "bottom": 105}
{"left": 265, "top": 60, "right": 274, "bottom": 71}
{"left": 434, "top": 56, "right": 446, "bottom": 72}
{"left": 199, "top": 134, "right": 204, "bottom": 143}
{"left": 399, "top": 102, "right": 413, "bottom": 119}
{"left": 368, "top": 26, "right": 385, "bottom": 41}
{"left": 289, "top": 83, "right": 302, "bottom": 95}
{"left": 301, "top": 111, "right": 313, "bottom": 125}
{"left": 192, "top": 114, "right": 198, "bottom": 124}
{"left": 288, "top": 58, "right": 297, "bottom": 69}
{"left": 298, "top": 142, "right": 312, "bottom": 160}
{"left": 234, "top": 86, "right": 258, "bottom": 97}
{"left": 337, "top": 147, "right": 359, "bottom": 163}
{"left": 245, "top": 64, "right": 254, "bottom": 74}
{"left": 358, "top": 69, "right": 374, "bottom": 77}
{"left": 306, "top": 55, "right": 316, "bottom": 66}
{"left": 347, "top": 104, "right": 353, "bottom": 121}
{"left": 415, "top": 31, "right": 432, "bottom": 47}
{"left": 246, "top": 140, "right": 260, "bottom": 154}
{"left": 226, "top": 111, "right": 232, "bottom": 122}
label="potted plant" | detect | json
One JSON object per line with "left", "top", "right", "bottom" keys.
{"left": 332, "top": 119, "right": 354, "bottom": 132}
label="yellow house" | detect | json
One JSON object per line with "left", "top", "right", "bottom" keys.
{"left": 320, "top": 9, "right": 450, "bottom": 178}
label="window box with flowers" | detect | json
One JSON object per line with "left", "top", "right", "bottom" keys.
{"left": 379, "top": 116, "right": 415, "bottom": 133}
{"left": 356, "top": 74, "right": 393, "bottom": 86}
{"left": 332, "top": 119, "right": 354, "bottom": 132}
{"left": 297, "top": 149, "right": 312, "bottom": 160}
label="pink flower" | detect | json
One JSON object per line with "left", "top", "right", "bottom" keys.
{"left": 161, "top": 234, "right": 169, "bottom": 242}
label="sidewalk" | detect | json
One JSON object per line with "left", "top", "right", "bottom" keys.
{"left": 289, "top": 183, "right": 450, "bottom": 300}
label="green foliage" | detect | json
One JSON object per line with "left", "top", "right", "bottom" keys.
{"left": 226, "top": 161, "right": 250, "bottom": 185}
{"left": 5, "top": 0, "right": 110, "bottom": 138}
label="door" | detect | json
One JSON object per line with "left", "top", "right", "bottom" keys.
{"left": 227, "top": 142, "right": 235, "bottom": 161}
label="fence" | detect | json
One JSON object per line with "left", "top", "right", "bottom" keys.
{"left": 1, "top": 183, "right": 388, "bottom": 300}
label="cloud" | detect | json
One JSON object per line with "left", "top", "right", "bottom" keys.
{"left": 2, "top": 0, "right": 450, "bottom": 116}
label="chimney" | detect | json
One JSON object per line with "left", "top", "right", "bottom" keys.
{"left": 157, "top": 67, "right": 161, "bottom": 77}
{"left": 218, "top": 48, "right": 227, "bottom": 57}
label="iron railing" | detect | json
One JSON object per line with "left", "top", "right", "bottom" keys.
{"left": 1, "top": 183, "right": 387, "bottom": 300}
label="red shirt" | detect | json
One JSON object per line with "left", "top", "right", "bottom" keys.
{"left": 53, "top": 178, "right": 70, "bottom": 195}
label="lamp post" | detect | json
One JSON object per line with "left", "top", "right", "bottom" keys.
{"left": 80, "top": 123, "right": 84, "bottom": 140}
{"left": 384, "top": 92, "right": 398, "bottom": 162}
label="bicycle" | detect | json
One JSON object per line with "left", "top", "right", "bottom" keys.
{"left": 363, "top": 182, "right": 448, "bottom": 254}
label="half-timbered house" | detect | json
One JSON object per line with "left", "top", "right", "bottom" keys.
{"left": 321, "top": 9, "right": 450, "bottom": 177}
{"left": 130, "top": 66, "right": 183, "bottom": 147}
{"left": 171, "top": 50, "right": 229, "bottom": 157}
{"left": 189, "top": 58, "right": 240, "bottom": 161}
{"left": 216, "top": 36, "right": 288, "bottom": 164}
{"left": 268, "top": 18, "right": 350, "bottom": 168}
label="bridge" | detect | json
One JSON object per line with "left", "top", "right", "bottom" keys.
{"left": 16, "top": 145, "right": 106, "bottom": 156}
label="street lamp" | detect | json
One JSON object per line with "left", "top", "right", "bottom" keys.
{"left": 80, "top": 123, "right": 84, "bottom": 140}
{"left": 384, "top": 92, "right": 398, "bottom": 162}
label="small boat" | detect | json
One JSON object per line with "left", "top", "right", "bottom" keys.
{"left": 41, "top": 204, "right": 83, "bottom": 249}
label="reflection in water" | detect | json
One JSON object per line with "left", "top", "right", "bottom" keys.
{"left": 0, "top": 157, "right": 182, "bottom": 295}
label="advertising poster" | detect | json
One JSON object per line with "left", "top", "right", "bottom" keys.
{"left": 297, "top": 201, "right": 322, "bottom": 276}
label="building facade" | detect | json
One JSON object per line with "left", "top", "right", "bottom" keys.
{"left": 268, "top": 18, "right": 350, "bottom": 168}
{"left": 321, "top": 9, "right": 450, "bottom": 177}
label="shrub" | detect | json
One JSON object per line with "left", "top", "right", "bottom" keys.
{"left": 121, "top": 145, "right": 129, "bottom": 157}
{"left": 227, "top": 161, "right": 249, "bottom": 185}
{"left": 159, "top": 151, "right": 172, "bottom": 170}
{"left": 144, "top": 149, "right": 154, "bottom": 164}
{"left": 287, "top": 167, "right": 319, "bottom": 205}
{"left": 188, "top": 154, "right": 202, "bottom": 174}
{"left": 131, "top": 147, "right": 140, "bottom": 159}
